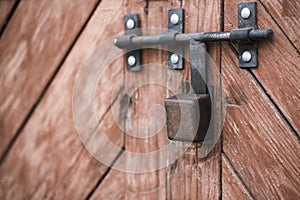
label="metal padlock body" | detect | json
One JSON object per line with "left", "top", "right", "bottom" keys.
{"left": 165, "top": 93, "right": 211, "bottom": 143}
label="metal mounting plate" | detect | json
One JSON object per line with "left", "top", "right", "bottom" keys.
{"left": 124, "top": 14, "right": 142, "bottom": 71}
{"left": 238, "top": 2, "right": 258, "bottom": 68}
{"left": 168, "top": 9, "right": 184, "bottom": 70}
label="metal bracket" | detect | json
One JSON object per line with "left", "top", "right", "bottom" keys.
{"left": 116, "top": 3, "right": 273, "bottom": 71}
{"left": 238, "top": 2, "right": 258, "bottom": 68}
{"left": 124, "top": 14, "right": 142, "bottom": 71}
{"left": 168, "top": 9, "right": 184, "bottom": 70}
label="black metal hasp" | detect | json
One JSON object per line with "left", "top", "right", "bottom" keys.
{"left": 167, "top": 9, "right": 184, "bottom": 69}
{"left": 114, "top": 2, "right": 274, "bottom": 69}
{"left": 123, "top": 14, "right": 142, "bottom": 71}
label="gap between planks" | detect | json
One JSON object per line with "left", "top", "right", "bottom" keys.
{"left": 220, "top": 0, "right": 225, "bottom": 199}
{"left": 0, "top": 0, "right": 20, "bottom": 38}
{"left": 226, "top": 41, "right": 299, "bottom": 141}
{"left": 222, "top": 153, "right": 255, "bottom": 199}
{"left": 85, "top": 150, "right": 125, "bottom": 200}
{"left": 258, "top": 0, "right": 300, "bottom": 53}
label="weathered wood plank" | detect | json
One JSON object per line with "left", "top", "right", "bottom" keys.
{"left": 0, "top": 0, "right": 15, "bottom": 31}
{"left": 222, "top": 154, "right": 253, "bottom": 200}
{"left": 0, "top": 0, "right": 98, "bottom": 156}
{"left": 0, "top": 0, "right": 126, "bottom": 199}
{"left": 260, "top": 0, "right": 300, "bottom": 50}
{"left": 222, "top": 43, "right": 300, "bottom": 199}
{"left": 224, "top": 0, "right": 300, "bottom": 134}
{"left": 167, "top": 0, "right": 222, "bottom": 199}
{"left": 124, "top": 1, "right": 168, "bottom": 199}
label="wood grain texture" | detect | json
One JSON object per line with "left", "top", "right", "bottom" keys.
{"left": 1, "top": 0, "right": 298, "bottom": 199}
{"left": 222, "top": 155, "right": 253, "bottom": 200}
{"left": 259, "top": 0, "right": 300, "bottom": 50}
{"left": 124, "top": 1, "right": 168, "bottom": 199}
{"left": 91, "top": 169, "right": 125, "bottom": 200}
{"left": 224, "top": 0, "right": 300, "bottom": 134}
{"left": 222, "top": 42, "right": 300, "bottom": 199}
{"left": 0, "top": 0, "right": 126, "bottom": 199}
{"left": 0, "top": 0, "right": 15, "bottom": 31}
{"left": 166, "top": 0, "right": 222, "bottom": 199}
{"left": 0, "top": 0, "right": 98, "bottom": 156}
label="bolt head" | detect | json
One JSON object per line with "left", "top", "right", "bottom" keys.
{"left": 170, "top": 14, "right": 180, "bottom": 25}
{"left": 170, "top": 54, "right": 179, "bottom": 64}
{"left": 127, "top": 56, "right": 136, "bottom": 66}
{"left": 242, "top": 51, "right": 252, "bottom": 62}
{"left": 126, "top": 19, "right": 135, "bottom": 29}
{"left": 241, "top": 7, "right": 251, "bottom": 19}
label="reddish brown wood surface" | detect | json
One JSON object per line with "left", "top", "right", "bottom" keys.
{"left": 222, "top": 155, "right": 253, "bottom": 200}
{"left": 0, "top": 0, "right": 125, "bottom": 199}
{"left": 91, "top": 170, "right": 125, "bottom": 200}
{"left": 224, "top": 0, "right": 300, "bottom": 134}
{"left": 222, "top": 42, "right": 300, "bottom": 198}
{"left": 259, "top": 0, "right": 300, "bottom": 50}
{"left": 124, "top": 1, "right": 168, "bottom": 199}
{"left": 0, "top": 0, "right": 15, "bottom": 31}
{"left": 0, "top": 0, "right": 98, "bottom": 156}
{"left": 222, "top": 0, "right": 300, "bottom": 198}
{"left": 0, "top": 0, "right": 299, "bottom": 199}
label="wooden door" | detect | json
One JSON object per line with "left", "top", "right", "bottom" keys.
{"left": 0, "top": 0, "right": 299, "bottom": 199}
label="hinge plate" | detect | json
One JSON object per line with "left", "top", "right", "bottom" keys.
{"left": 238, "top": 2, "right": 258, "bottom": 68}
{"left": 124, "top": 14, "right": 142, "bottom": 71}
{"left": 168, "top": 9, "right": 184, "bottom": 70}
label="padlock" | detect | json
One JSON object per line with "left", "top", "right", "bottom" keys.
{"left": 165, "top": 94, "right": 211, "bottom": 143}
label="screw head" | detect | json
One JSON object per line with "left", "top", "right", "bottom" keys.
{"left": 126, "top": 19, "right": 135, "bottom": 29}
{"left": 170, "top": 54, "right": 179, "bottom": 64}
{"left": 241, "top": 7, "right": 251, "bottom": 19}
{"left": 127, "top": 56, "right": 136, "bottom": 66}
{"left": 242, "top": 51, "right": 252, "bottom": 62}
{"left": 113, "top": 38, "right": 118, "bottom": 45}
{"left": 170, "top": 14, "right": 180, "bottom": 25}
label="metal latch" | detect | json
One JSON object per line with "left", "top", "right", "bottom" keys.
{"left": 114, "top": 2, "right": 273, "bottom": 70}
{"left": 114, "top": 2, "right": 274, "bottom": 143}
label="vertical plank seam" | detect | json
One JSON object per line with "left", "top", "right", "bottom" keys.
{"left": 85, "top": 150, "right": 125, "bottom": 200}
{"left": 219, "top": 0, "right": 225, "bottom": 198}
{"left": 0, "top": 0, "right": 103, "bottom": 166}
{"left": 0, "top": 0, "right": 20, "bottom": 39}
{"left": 222, "top": 153, "right": 255, "bottom": 199}
{"left": 258, "top": 0, "right": 299, "bottom": 53}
